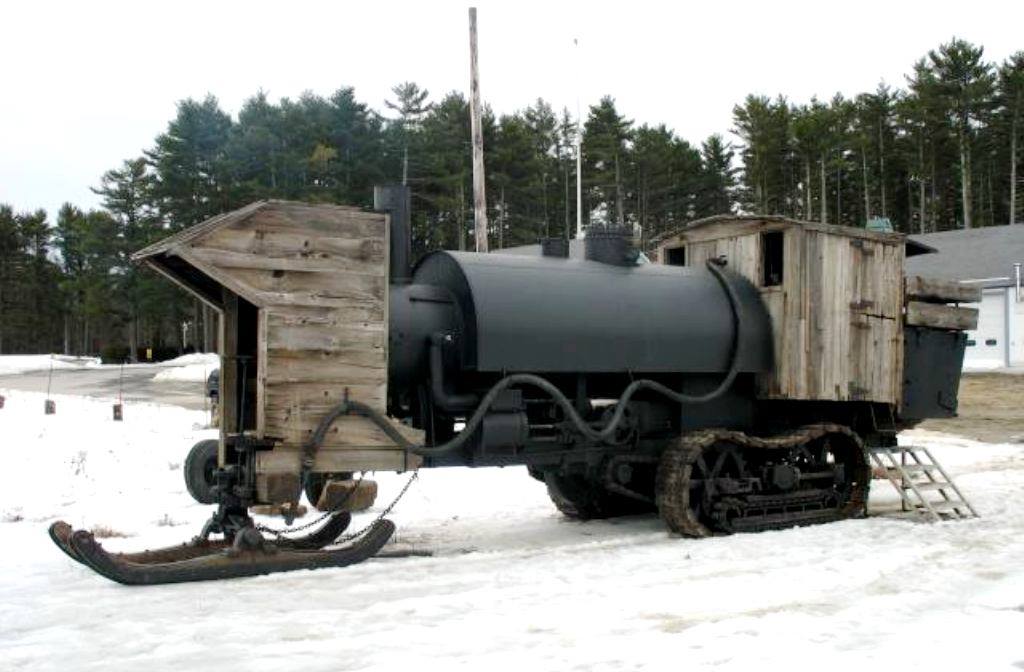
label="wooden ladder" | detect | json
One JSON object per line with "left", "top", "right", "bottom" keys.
{"left": 868, "top": 445, "right": 979, "bottom": 521}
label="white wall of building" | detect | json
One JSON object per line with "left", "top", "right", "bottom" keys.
{"left": 963, "top": 287, "right": 1023, "bottom": 370}
{"left": 1015, "top": 286, "right": 1024, "bottom": 366}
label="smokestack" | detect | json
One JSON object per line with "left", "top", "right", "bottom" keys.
{"left": 584, "top": 224, "right": 639, "bottom": 267}
{"left": 374, "top": 184, "right": 412, "bottom": 284}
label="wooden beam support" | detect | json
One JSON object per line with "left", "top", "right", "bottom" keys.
{"left": 905, "top": 301, "right": 979, "bottom": 331}
{"left": 905, "top": 275, "right": 982, "bottom": 304}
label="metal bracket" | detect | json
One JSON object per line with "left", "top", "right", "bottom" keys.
{"left": 849, "top": 299, "right": 875, "bottom": 311}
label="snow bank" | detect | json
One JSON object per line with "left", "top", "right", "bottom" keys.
{"left": 152, "top": 363, "right": 216, "bottom": 383}
{"left": 1, "top": 392, "right": 1023, "bottom": 671}
{"left": 152, "top": 353, "right": 219, "bottom": 383}
{"left": 0, "top": 354, "right": 100, "bottom": 376}
{"left": 159, "top": 352, "right": 220, "bottom": 368}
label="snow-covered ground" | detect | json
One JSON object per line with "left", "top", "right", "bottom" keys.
{"left": 151, "top": 353, "right": 219, "bottom": 383}
{"left": 1, "top": 389, "right": 1023, "bottom": 671}
{"left": 0, "top": 354, "right": 101, "bottom": 376}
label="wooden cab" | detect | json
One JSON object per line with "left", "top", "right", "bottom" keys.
{"left": 133, "top": 201, "right": 420, "bottom": 504}
{"left": 651, "top": 215, "right": 907, "bottom": 405}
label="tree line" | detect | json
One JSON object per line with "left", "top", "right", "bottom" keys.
{"left": 0, "top": 37, "right": 1020, "bottom": 359}
{"left": 734, "top": 39, "right": 1023, "bottom": 231}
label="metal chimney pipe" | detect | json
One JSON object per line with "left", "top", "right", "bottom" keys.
{"left": 374, "top": 184, "right": 412, "bottom": 284}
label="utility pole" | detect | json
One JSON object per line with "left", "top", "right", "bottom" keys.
{"left": 574, "top": 38, "right": 583, "bottom": 240}
{"left": 468, "top": 7, "right": 489, "bottom": 252}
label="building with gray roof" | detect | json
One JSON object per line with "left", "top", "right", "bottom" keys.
{"left": 907, "top": 225, "right": 1024, "bottom": 369}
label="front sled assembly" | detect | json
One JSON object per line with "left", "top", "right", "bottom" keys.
{"left": 49, "top": 512, "right": 395, "bottom": 585}
{"left": 49, "top": 400, "right": 406, "bottom": 585}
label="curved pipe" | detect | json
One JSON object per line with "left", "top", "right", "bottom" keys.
{"left": 429, "top": 333, "right": 479, "bottom": 411}
{"left": 687, "top": 257, "right": 745, "bottom": 402}
{"left": 304, "top": 259, "right": 747, "bottom": 460}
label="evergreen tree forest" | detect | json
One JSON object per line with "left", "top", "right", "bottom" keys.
{"left": 1, "top": 38, "right": 1021, "bottom": 359}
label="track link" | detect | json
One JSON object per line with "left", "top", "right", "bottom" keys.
{"left": 656, "top": 424, "right": 870, "bottom": 537}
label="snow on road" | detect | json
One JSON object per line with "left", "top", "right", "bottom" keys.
{"left": 151, "top": 353, "right": 219, "bottom": 383}
{"left": 0, "top": 354, "right": 100, "bottom": 376}
{"left": 1, "top": 388, "right": 1023, "bottom": 671}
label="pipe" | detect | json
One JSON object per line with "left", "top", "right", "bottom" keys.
{"left": 316, "top": 372, "right": 730, "bottom": 462}
{"left": 429, "top": 333, "right": 479, "bottom": 411}
{"left": 374, "top": 185, "right": 412, "bottom": 284}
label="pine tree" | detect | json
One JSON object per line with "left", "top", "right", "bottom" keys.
{"left": 326, "top": 87, "right": 385, "bottom": 204}
{"left": 385, "top": 82, "right": 433, "bottom": 186}
{"left": 856, "top": 83, "right": 898, "bottom": 222}
{"left": 16, "top": 210, "right": 51, "bottom": 349}
{"left": 582, "top": 97, "right": 632, "bottom": 226}
{"left": 905, "top": 58, "right": 957, "bottom": 231}
{"left": 417, "top": 92, "right": 472, "bottom": 253}
{"left": 733, "top": 96, "right": 791, "bottom": 215}
{"left": 54, "top": 204, "right": 86, "bottom": 349}
{"left": 92, "top": 157, "right": 164, "bottom": 359}
{"left": 556, "top": 108, "right": 579, "bottom": 239}
{"left": 698, "top": 134, "right": 736, "bottom": 217}
{"left": 0, "top": 205, "right": 21, "bottom": 354}
{"left": 632, "top": 124, "right": 679, "bottom": 241}
{"left": 929, "top": 38, "right": 996, "bottom": 229}
{"left": 147, "top": 95, "right": 234, "bottom": 229}
{"left": 826, "top": 95, "right": 857, "bottom": 226}
{"left": 523, "top": 99, "right": 559, "bottom": 238}
{"left": 229, "top": 90, "right": 285, "bottom": 200}
{"left": 491, "top": 112, "right": 548, "bottom": 247}
{"left": 998, "top": 52, "right": 1024, "bottom": 225}
{"left": 629, "top": 124, "right": 704, "bottom": 243}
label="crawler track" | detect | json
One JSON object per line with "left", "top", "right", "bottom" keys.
{"left": 656, "top": 424, "right": 870, "bottom": 537}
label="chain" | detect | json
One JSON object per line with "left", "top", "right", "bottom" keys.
{"left": 256, "top": 471, "right": 419, "bottom": 543}
{"left": 338, "top": 471, "right": 419, "bottom": 542}
{"left": 258, "top": 511, "right": 330, "bottom": 538}
{"left": 257, "top": 472, "right": 366, "bottom": 537}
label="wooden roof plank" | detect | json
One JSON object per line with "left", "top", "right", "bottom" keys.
{"left": 647, "top": 214, "right": 911, "bottom": 250}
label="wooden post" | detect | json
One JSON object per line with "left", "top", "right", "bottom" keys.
{"left": 574, "top": 38, "right": 583, "bottom": 240}
{"left": 203, "top": 305, "right": 215, "bottom": 352}
{"left": 468, "top": 7, "right": 488, "bottom": 252}
{"left": 219, "top": 290, "right": 238, "bottom": 467}
{"left": 458, "top": 180, "right": 467, "bottom": 251}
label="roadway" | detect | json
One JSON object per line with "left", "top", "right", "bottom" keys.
{"left": 0, "top": 364, "right": 212, "bottom": 410}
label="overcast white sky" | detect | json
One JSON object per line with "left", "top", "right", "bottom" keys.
{"left": 2, "top": 0, "right": 1021, "bottom": 220}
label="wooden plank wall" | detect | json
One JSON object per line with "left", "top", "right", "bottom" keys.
{"left": 654, "top": 219, "right": 904, "bottom": 405}
{"left": 803, "top": 230, "right": 903, "bottom": 403}
{"left": 184, "top": 202, "right": 420, "bottom": 480}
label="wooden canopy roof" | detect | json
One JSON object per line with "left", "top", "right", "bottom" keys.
{"left": 131, "top": 200, "right": 384, "bottom": 310}
{"left": 648, "top": 214, "right": 936, "bottom": 257}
